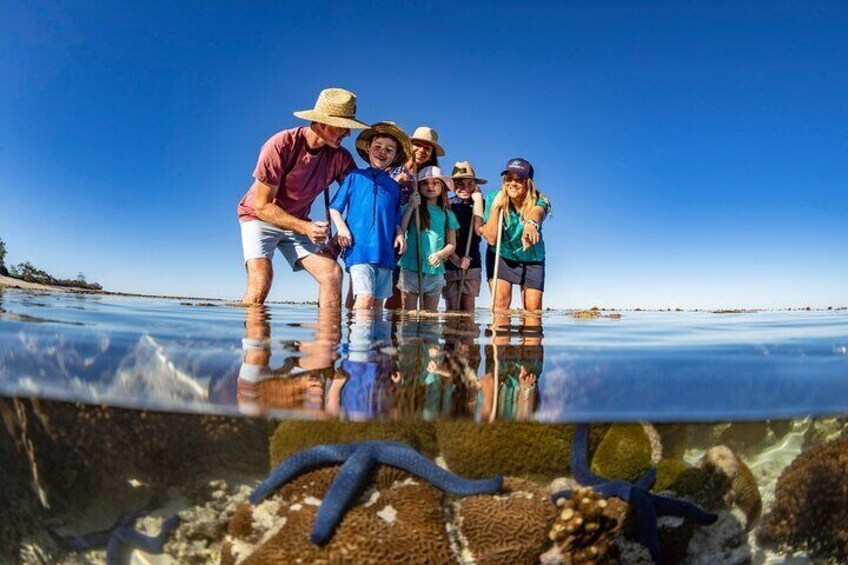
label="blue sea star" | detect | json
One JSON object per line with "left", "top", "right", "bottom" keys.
{"left": 48, "top": 511, "right": 180, "bottom": 565}
{"left": 552, "top": 424, "right": 717, "bottom": 565}
{"left": 250, "top": 440, "right": 503, "bottom": 545}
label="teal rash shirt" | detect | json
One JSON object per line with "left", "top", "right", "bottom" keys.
{"left": 483, "top": 191, "right": 550, "bottom": 263}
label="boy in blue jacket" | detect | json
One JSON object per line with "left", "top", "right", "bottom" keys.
{"left": 329, "top": 122, "right": 411, "bottom": 309}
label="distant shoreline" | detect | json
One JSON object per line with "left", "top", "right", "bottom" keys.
{"left": 0, "top": 275, "right": 315, "bottom": 306}
{"left": 1, "top": 275, "right": 843, "bottom": 312}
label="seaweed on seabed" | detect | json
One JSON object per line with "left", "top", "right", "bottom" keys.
{"left": 552, "top": 424, "right": 718, "bottom": 565}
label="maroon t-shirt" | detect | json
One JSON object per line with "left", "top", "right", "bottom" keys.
{"left": 237, "top": 127, "right": 356, "bottom": 222}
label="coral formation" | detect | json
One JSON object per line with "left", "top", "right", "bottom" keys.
{"left": 251, "top": 441, "right": 502, "bottom": 545}
{"left": 553, "top": 423, "right": 718, "bottom": 564}
{"left": 698, "top": 446, "right": 738, "bottom": 510}
{"left": 698, "top": 446, "right": 762, "bottom": 530}
{"left": 654, "top": 424, "right": 689, "bottom": 460}
{"left": 760, "top": 435, "right": 848, "bottom": 560}
{"left": 653, "top": 459, "right": 707, "bottom": 498}
{"left": 222, "top": 466, "right": 454, "bottom": 564}
{"left": 5, "top": 399, "right": 269, "bottom": 513}
{"left": 453, "top": 477, "right": 556, "bottom": 564}
{"left": 548, "top": 486, "right": 625, "bottom": 564}
{"left": 160, "top": 479, "right": 253, "bottom": 564}
{"left": 0, "top": 398, "right": 39, "bottom": 562}
{"left": 435, "top": 422, "right": 601, "bottom": 481}
{"left": 731, "top": 455, "right": 762, "bottom": 531}
{"left": 269, "top": 420, "right": 437, "bottom": 467}
{"left": 590, "top": 424, "right": 653, "bottom": 483}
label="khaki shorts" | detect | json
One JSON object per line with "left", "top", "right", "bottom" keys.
{"left": 442, "top": 268, "right": 482, "bottom": 299}
{"left": 240, "top": 220, "right": 322, "bottom": 272}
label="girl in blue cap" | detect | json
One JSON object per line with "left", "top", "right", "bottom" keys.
{"left": 480, "top": 158, "right": 552, "bottom": 311}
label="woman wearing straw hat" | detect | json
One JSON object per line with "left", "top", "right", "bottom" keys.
{"left": 237, "top": 88, "right": 367, "bottom": 307}
{"left": 480, "top": 158, "right": 552, "bottom": 311}
{"left": 385, "top": 126, "right": 446, "bottom": 310}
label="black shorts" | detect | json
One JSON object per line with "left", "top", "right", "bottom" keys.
{"left": 485, "top": 250, "right": 545, "bottom": 291}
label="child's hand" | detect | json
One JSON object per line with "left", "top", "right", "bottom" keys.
{"left": 408, "top": 192, "right": 421, "bottom": 208}
{"left": 459, "top": 256, "right": 471, "bottom": 270}
{"left": 471, "top": 191, "right": 484, "bottom": 204}
{"left": 394, "top": 233, "right": 407, "bottom": 255}
{"left": 336, "top": 226, "right": 353, "bottom": 248}
{"left": 428, "top": 252, "right": 444, "bottom": 268}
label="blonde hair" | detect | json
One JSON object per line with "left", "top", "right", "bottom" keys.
{"left": 499, "top": 178, "right": 551, "bottom": 224}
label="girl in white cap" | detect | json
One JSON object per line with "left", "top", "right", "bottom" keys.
{"left": 397, "top": 166, "right": 459, "bottom": 311}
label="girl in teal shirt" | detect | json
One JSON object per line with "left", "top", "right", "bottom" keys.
{"left": 398, "top": 166, "right": 459, "bottom": 311}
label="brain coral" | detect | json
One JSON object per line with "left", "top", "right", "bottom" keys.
{"left": 453, "top": 477, "right": 556, "bottom": 564}
{"left": 760, "top": 435, "right": 848, "bottom": 560}
{"left": 222, "top": 466, "right": 452, "bottom": 565}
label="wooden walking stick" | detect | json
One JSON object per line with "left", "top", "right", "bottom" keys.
{"left": 456, "top": 210, "right": 476, "bottom": 308}
{"left": 489, "top": 341, "right": 500, "bottom": 423}
{"left": 412, "top": 161, "right": 424, "bottom": 311}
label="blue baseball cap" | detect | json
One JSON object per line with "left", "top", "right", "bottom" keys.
{"left": 500, "top": 158, "right": 534, "bottom": 180}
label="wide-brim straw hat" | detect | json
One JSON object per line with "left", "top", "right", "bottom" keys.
{"left": 451, "top": 160, "right": 488, "bottom": 185}
{"left": 292, "top": 88, "right": 368, "bottom": 129}
{"left": 417, "top": 165, "right": 454, "bottom": 192}
{"left": 355, "top": 121, "right": 412, "bottom": 169}
{"left": 410, "top": 126, "right": 445, "bottom": 156}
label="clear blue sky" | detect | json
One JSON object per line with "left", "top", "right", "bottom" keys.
{"left": 2, "top": 1, "right": 846, "bottom": 309}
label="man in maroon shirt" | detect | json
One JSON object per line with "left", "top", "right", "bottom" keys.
{"left": 238, "top": 88, "right": 367, "bottom": 306}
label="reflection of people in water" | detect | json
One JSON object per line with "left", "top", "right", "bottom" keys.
{"left": 236, "top": 305, "right": 341, "bottom": 416}
{"left": 338, "top": 310, "right": 398, "bottom": 420}
{"left": 479, "top": 314, "right": 544, "bottom": 422}
{"left": 390, "top": 316, "right": 482, "bottom": 420}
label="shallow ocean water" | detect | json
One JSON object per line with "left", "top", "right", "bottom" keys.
{"left": 2, "top": 288, "right": 847, "bottom": 563}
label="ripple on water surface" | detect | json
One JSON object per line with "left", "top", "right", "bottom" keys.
{"left": 0, "top": 288, "right": 846, "bottom": 422}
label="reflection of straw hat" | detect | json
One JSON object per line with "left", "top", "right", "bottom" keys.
{"left": 292, "top": 88, "right": 368, "bottom": 129}
{"left": 417, "top": 165, "right": 454, "bottom": 192}
{"left": 451, "top": 160, "right": 488, "bottom": 185}
{"left": 355, "top": 122, "right": 412, "bottom": 168}
{"left": 410, "top": 126, "right": 445, "bottom": 156}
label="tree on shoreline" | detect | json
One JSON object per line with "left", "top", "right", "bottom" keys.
{"left": 0, "top": 237, "right": 7, "bottom": 276}
{"left": 0, "top": 237, "right": 102, "bottom": 290}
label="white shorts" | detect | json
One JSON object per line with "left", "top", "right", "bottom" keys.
{"left": 240, "top": 220, "right": 322, "bottom": 272}
{"left": 349, "top": 264, "right": 394, "bottom": 300}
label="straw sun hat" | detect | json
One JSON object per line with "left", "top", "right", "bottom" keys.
{"left": 410, "top": 126, "right": 445, "bottom": 156}
{"left": 355, "top": 122, "right": 412, "bottom": 168}
{"left": 292, "top": 88, "right": 368, "bottom": 129}
{"left": 451, "top": 160, "right": 488, "bottom": 185}
{"left": 417, "top": 165, "right": 454, "bottom": 192}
